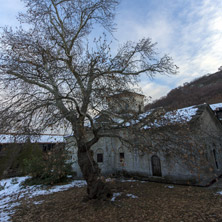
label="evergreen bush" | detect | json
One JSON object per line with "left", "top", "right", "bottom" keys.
{"left": 23, "top": 145, "right": 75, "bottom": 185}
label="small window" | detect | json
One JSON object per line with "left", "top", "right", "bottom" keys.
{"left": 119, "top": 152, "right": 125, "bottom": 162}
{"left": 97, "top": 153, "right": 103, "bottom": 163}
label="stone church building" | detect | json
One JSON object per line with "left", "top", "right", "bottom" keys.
{"left": 67, "top": 92, "right": 222, "bottom": 186}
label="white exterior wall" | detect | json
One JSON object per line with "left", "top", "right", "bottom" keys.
{"left": 67, "top": 133, "right": 220, "bottom": 185}
{"left": 67, "top": 135, "right": 199, "bottom": 180}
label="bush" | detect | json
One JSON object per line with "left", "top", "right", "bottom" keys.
{"left": 0, "top": 142, "right": 45, "bottom": 179}
{"left": 23, "top": 145, "right": 75, "bottom": 185}
{"left": 0, "top": 144, "right": 27, "bottom": 179}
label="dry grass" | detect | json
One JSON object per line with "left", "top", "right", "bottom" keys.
{"left": 11, "top": 180, "right": 222, "bottom": 222}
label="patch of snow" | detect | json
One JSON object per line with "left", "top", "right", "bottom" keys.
{"left": 0, "top": 134, "right": 64, "bottom": 144}
{"left": 140, "top": 181, "right": 147, "bottom": 183}
{"left": 210, "top": 103, "right": 222, "bottom": 111}
{"left": 0, "top": 176, "right": 29, "bottom": 197}
{"left": 166, "top": 185, "right": 174, "bottom": 189}
{"left": 28, "top": 180, "right": 86, "bottom": 198}
{"left": 216, "top": 191, "right": 222, "bottom": 195}
{"left": 143, "top": 125, "right": 151, "bottom": 129}
{"left": 111, "top": 192, "right": 121, "bottom": 202}
{"left": 111, "top": 117, "right": 124, "bottom": 124}
{"left": 31, "top": 135, "right": 64, "bottom": 143}
{"left": 119, "top": 179, "right": 147, "bottom": 183}
{"left": 105, "top": 178, "right": 116, "bottom": 182}
{"left": 141, "top": 105, "right": 198, "bottom": 129}
{"left": 165, "top": 106, "right": 198, "bottom": 122}
{"left": 119, "top": 179, "right": 138, "bottom": 182}
{"left": 33, "top": 200, "right": 44, "bottom": 205}
{"left": 138, "top": 110, "right": 153, "bottom": 119}
{"left": 94, "top": 104, "right": 199, "bottom": 130}
{"left": 126, "top": 194, "right": 138, "bottom": 199}
{"left": 0, "top": 201, "right": 20, "bottom": 222}
{"left": 110, "top": 105, "right": 199, "bottom": 130}
{"left": 0, "top": 176, "right": 86, "bottom": 221}
{"left": 1, "top": 212, "right": 11, "bottom": 222}
{"left": 125, "top": 122, "right": 130, "bottom": 126}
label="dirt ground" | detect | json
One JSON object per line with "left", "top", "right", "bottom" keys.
{"left": 11, "top": 180, "right": 222, "bottom": 222}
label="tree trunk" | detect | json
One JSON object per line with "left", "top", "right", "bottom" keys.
{"left": 77, "top": 146, "right": 112, "bottom": 200}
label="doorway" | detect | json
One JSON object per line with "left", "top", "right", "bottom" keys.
{"left": 151, "top": 155, "right": 162, "bottom": 177}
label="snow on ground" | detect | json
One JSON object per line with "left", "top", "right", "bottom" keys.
{"left": 119, "top": 179, "right": 148, "bottom": 183}
{"left": 0, "top": 176, "right": 145, "bottom": 220}
{"left": 216, "top": 191, "right": 222, "bottom": 195}
{"left": 111, "top": 192, "right": 138, "bottom": 202}
{"left": 33, "top": 200, "right": 44, "bottom": 205}
{"left": 111, "top": 192, "right": 121, "bottom": 202}
{"left": 0, "top": 176, "right": 86, "bottom": 222}
{"left": 119, "top": 179, "right": 138, "bottom": 182}
{"left": 126, "top": 194, "right": 138, "bottom": 199}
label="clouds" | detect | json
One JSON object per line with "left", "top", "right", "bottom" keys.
{"left": 115, "top": 0, "right": 222, "bottom": 101}
{"left": 0, "top": 0, "right": 222, "bottom": 101}
{"left": 139, "top": 81, "right": 171, "bottom": 101}
{"left": 115, "top": 2, "right": 175, "bottom": 51}
{"left": 0, "top": 0, "right": 25, "bottom": 27}
{"left": 172, "top": 0, "right": 222, "bottom": 85}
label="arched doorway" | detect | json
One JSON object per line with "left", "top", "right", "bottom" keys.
{"left": 151, "top": 155, "right": 162, "bottom": 177}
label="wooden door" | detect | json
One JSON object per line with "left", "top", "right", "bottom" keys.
{"left": 151, "top": 155, "right": 162, "bottom": 177}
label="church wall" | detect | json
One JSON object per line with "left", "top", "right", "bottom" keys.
{"left": 193, "top": 107, "right": 222, "bottom": 181}
{"left": 66, "top": 106, "right": 222, "bottom": 186}
{"left": 67, "top": 128, "right": 222, "bottom": 185}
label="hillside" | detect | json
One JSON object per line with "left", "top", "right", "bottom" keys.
{"left": 145, "top": 70, "right": 222, "bottom": 111}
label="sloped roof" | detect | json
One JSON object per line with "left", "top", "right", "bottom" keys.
{"left": 210, "top": 103, "right": 222, "bottom": 111}
{"left": 140, "top": 103, "right": 222, "bottom": 129}
{"left": 142, "top": 105, "right": 199, "bottom": 129}
{"left": 105, "top": 103, "right": 214, "bottom": 129}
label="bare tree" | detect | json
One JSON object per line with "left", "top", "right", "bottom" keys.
{"left": 0, "top": 0, "right": 177, "bottom": 199}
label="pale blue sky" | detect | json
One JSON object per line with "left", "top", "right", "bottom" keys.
{"left": 0, "top": 0, "right": 222, "bottom": 101}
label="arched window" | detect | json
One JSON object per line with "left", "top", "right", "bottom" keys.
{"left": 119, "top": 147, "right": 125, "bottom": 163}
{"left": 151, "top": 155, "right": 162, "bottom": 177}
{"left": 119, "top": 152, "right": 124, "bottom": 162}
